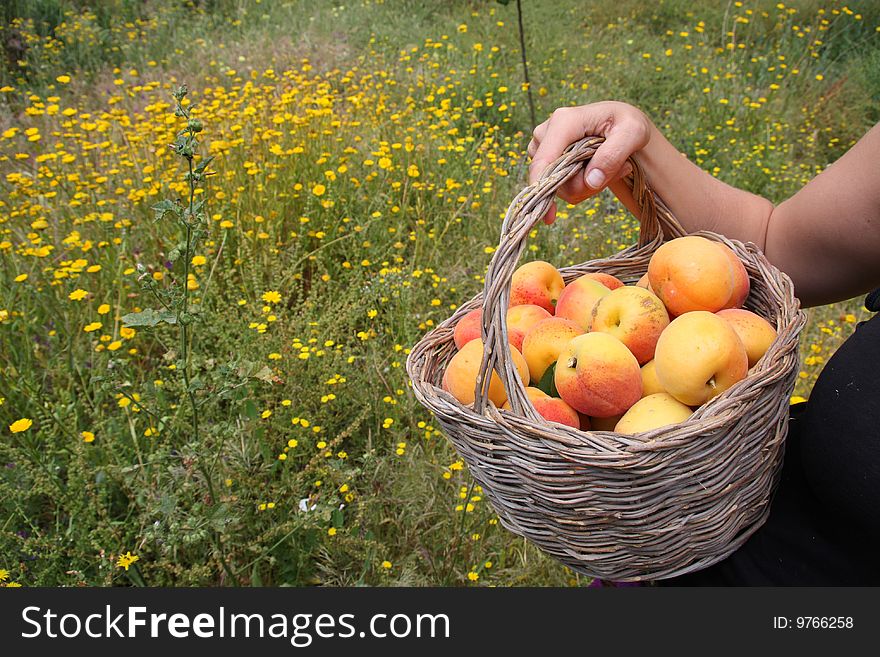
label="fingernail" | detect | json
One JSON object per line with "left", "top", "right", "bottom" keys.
{"left": 586, "top": 168, "right": 605, "bottom": 189}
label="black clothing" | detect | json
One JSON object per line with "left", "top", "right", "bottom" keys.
{"left": 664, "top": 289, "right": 880, "bottom": 585}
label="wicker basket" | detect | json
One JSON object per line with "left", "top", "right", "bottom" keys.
{"left": 405, "top": 136, "right": 806, "bottom": 581}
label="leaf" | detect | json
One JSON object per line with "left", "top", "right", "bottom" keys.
{"left": 535, "top": 362, "right": 558, "bottom": 398}
{"left": 187, "top": 378, "right": 205, "bottom": 393}
{"left": 151, "top": 199, "right": 181, "bottom": 221}
{"left": 171, "top": 133, "right": 192, "bottom": 157}
{"left": 236, "top": 360, "right": 258, "bottom": 378}
{"left": 121, "top": 308, "right": 178, "bottom": 328}
{"left": 496, "top": 0, "right": 512, "bottom": 4}
{"left": 251, "top": 366, "right": 275, "bottom": 383}
{"left": 167, "top": 241, "right": 188, "bottom": 262}
{"left": 243, "top": 399, "right": 259, "bottom": 420}
{"left": 191, "top": 198, "right": 207, "bottom": 216}
{"left": 235, "top": 360, "right": 275, "bottom": 383}
{"left": 194, "top": 155, "right": 215, "bottom": 175}
{"left": 251, "top": 563, "right": 263, "bottom": 588}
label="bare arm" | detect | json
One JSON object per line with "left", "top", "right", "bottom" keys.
{"left": 529, "top": 102, "right": 880, "bottom": 307}
{"left": 762, "top": 123, "right": 880, "bottom": 307}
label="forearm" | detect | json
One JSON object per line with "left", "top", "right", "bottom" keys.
{"left": 610, "top": 119, "right": 880, "bottom": 307}
{"left": 762, "top": 123, "right": 880, "bottom": 307}
{"left": 609, "top": 120, "right": 774, "bottom": 250}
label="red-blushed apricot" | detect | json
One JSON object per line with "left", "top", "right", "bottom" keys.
{"left": 509, "top": 261, "right": 565, "bottom": 313}
{"left": 648, "top": 236, "right": 735, "bottom": 316}
{"left": 506, "top": 304, "right": 552, "bottom": 351}
{"left": 554, "top": 333, "right": 642, "bottom": 418}
{"left": 453, "top": 308, "right": 483, "bottom": 350}
{"left": 554, "top": 276, "right": 611, "bottom": 330}
{"left": 455, "top": 304, "right": 552, "bottom": 352}
{"left": 502, "top": 386, "right": 580, "bottom": 429}
{"left": 580, "top": 272, "right": 624, "bottom": 290}
{"left": 590, "top": 286, "right": 670, "bottom": 364}
{"left": 521, "top": 317, "right": 583, "bottom": 383}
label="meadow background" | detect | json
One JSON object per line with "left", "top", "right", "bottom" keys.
{"left": 0, "top": 0, "right": 877, "bottom": 587}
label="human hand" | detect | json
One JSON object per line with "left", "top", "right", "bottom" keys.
{"left": 527, "top": 101, "right": 652, "bottom": 224}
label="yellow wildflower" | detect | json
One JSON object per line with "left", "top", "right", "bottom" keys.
{"left": 9, "top": 418, "right": 33, "bottom": 433}
{"left": 116, "top": 552, "right": 140, "bottom": 571}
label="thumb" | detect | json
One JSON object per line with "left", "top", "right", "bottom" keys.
{"left": 582, "top": 125, "right": 645, "bottom": 191}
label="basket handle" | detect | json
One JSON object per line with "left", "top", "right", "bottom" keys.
{"left": 474, "top": 135, "right": 687, "bottom": 417}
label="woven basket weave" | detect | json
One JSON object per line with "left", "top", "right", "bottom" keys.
{"left": 406, "top": 136, "right": 806, "bottom": 581}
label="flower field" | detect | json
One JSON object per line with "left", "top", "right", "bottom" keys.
{"left": 0, "top": 0, "right": 877, "bottom": 586}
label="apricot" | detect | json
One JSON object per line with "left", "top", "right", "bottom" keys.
{"left": 502, "top": 386, "right": 580, "bottom": 429}
{"left": 554, "top": 333, "right": 642, "bottom": 418}
{"left": 654, "top": 311, "right": 748, "bottom": 406}
{"left": 554, "top": 276, "right": 611, "bottom": 331}
{"left": 648, "top": 236, "right": 735, "bottom": 316}
{"left": 442, "top": 339, "right": 530, "bottom": 408}
{"left": 510, "top": 260, "right": 565, "bottom": 313}
{"left": 506, "top": 304, "right": 552, "bottom": 351}
{"left": 590, "top": 286, "right": 670, "bottom": 364}
{"left": 453, "top": 308, "right": 483, "bottom": 350}
{"left": 614, "top": 393, "right": 694, "bottom": 435}
{"left": 581, "top": 272, "right": 624, "bottom": 290}
{"left": 455, "top": 304, "right": 552, "bottom": 352}
{"left": 716, "top": 308, "right": 777, "bottom": 368}
{"left": 640, "top": 359, "right": 666, "bottom": 397}
{"left": 521, "top": 317, "right": 583, "bottom": 384}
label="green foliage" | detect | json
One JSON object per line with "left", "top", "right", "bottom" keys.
{"left": 121, "top": 308, "right": 179, "bottom": 328}
{"left": 536, "top": 363, "right": 558, "bottom": 398}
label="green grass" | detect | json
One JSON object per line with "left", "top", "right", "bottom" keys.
{"left": 0, "top": 0, "right": 877, "bottom": 587}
